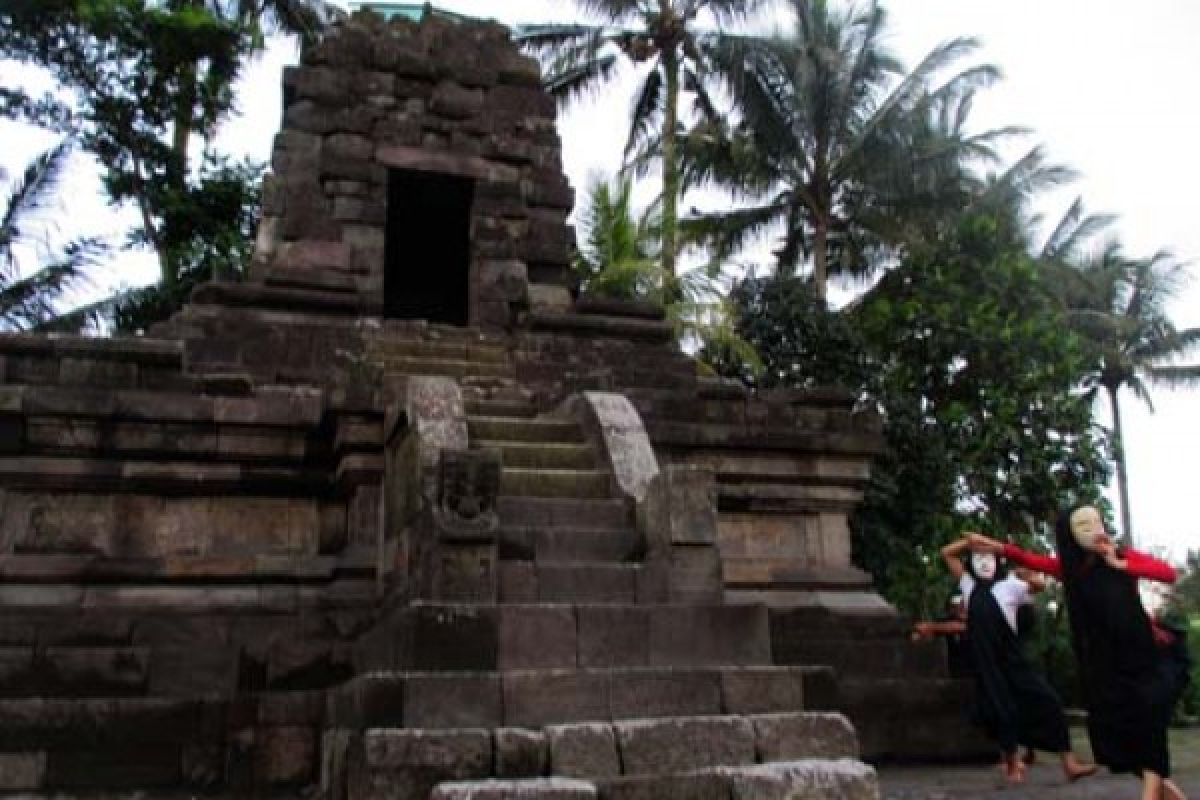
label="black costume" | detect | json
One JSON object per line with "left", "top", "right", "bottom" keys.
{"left": 1051, "top": 508, "right": 1191, "bottom": 777}
{"left": 964, "top": 561, "right": 1071, "bottom": 756}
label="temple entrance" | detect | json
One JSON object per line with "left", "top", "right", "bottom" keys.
{"left": 383, "top": 168, "right": 474, "bottom": 325}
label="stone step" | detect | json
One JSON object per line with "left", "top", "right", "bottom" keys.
{"left": 0, "top": 645, "right": 148, "bottom": 697}
{"left": 499, "top": 563, "right": 640, "bottom": 604}
{"left": 500, "top": 468, "right": 613, "bottom": 499}
{"left": 778, "top": 638, "right": 946, "bottom": 680}
{"left": 465, "top": 400, "right": 538, "bottom": 418}
{"left": 376, "top": 357, "right": 514, "bottom": 380}
{"left": 331, "top": 672, "right": 834, "bottom": 734}
{"left": 358, "top": 603, "right": 771, "bottom": 675}
{"left": 768, "top": 607, "right": 911, "bottom": 640}
{"left": 432, "top": 778, "right": 595, "bottom": 799}
{"left": 468, "top": 417, "right": 584, "bottom": 444}
{"left": 343, "top": 713, "right": 864, "bottom": 800}
{"left": 835, "top": 677, "right": 993, "bottom": 762}
{"left": 596, "top": 759, "right": 878, "bottom": 800}
{"left": 0, "top": 696, "right": 224, "bottom": 750}
{"left": 365, "top": 339, "right": 510, "bottom": 364}
{"left": 498, "top": 527, "right": 643, "bottom": 564}
{"left": 370, "top": 323, "right": 509, "bottom": 347}
{"left": 496, "top": 497, "right": 633, "bottom": 531}
{"left": 478, "top": 441, "right": 598, "bottom": 470}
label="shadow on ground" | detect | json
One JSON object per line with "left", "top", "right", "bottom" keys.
{"left": 880, "top": 728, "right": 1200, "bottom": 799}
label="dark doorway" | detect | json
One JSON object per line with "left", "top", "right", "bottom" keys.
{"left": 384, "top": 168, "right": 474, "bottom": 325}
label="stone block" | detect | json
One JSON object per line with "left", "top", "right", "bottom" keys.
{"left": 494, "top": 728, "right": 547, "bottom": 779}
{"left": 613, "top": 716, "right": 755, "bottom": 775}
{"left": 479, "top": 259, "right": 529, "bottom": 305}
{"left": 722, "top": 759, "right": 879, "bottom": 800}
{"left": 364, "top": 728, "right": 492, "bottom": 774}
{"left": 40, "top": 646, "right": 148, "bottom": 695}
{"left": 58, "top": 357, "right": 137, "bottom": 388}
{"left": 182, "top": 743, "right": 224, "bottom": 788}
{"left": 537, "top": 565, "right": 635, "bottom": 604}
{"left": 433, "top": 545, "right": 498, "bottom": 603}
{"left": 293, "top": 66, "right": 354, "bottom": 105}
{"left": 600, "top": 772, "right": 731, "bottom": 800}
{"left": 408, "top": 605, "right": 498, "bottom": 671}
{"left": 432, "top": 82, "right": 485, "bottom": 120}
{"left": 258, "top": 691, "right": 327, "bottom": 726}
{"left": 373, "top": 38, "right": 433, "bottom": 79}
{"left": 576, "top": 607, "right": 648, "bottom": 668}
{"left": 648, "top": 606, "right": 769, "bottom": 667}
{"left": 487, "top": 86, "right": 556, "bottom": 121}
{"left": 498, "top": 562, "right": 537, "bottom": 603}
{"left": 433, "top": 778, "right": 597, "bottom": 800}
{"left": 750, "top": 712, "right": 859, "bottom": 762}
{"left": 0, "top": 752, "right": 46, "bottom": 790}
{"left": 545, "top": 723, "right": 619, "bottom": 780}
{"left": 719, "top": 668, "right": 806, "bottom": 715}
{"left": 498, "top": 606, "right": 576, "bottom": 669}
{"left": 0, "top": 647, "right": 34, "bottom": 691}
{"left": 527, "top": 284, "right": 571, "bottom": 313}
{"left": 328, "top": 673, "right": 404, "bottom": 728}
{"left": 404, "top": 673, "right": 502, "bottom": 729}
{"left": 256, "top": 726, "right": 317, "bottom": 785}
{"left": 609, "top": 669, "right": 721, "bottom": 720}
{"left": 45, "top": 743, "right": 180, "bottom": 788}
{"left": 0, "top": 585, "right": 84, "bottom": 608}
{"left": 10, "top": 493, "right": 115, "bottom": 555}
{"left": 502, "top": 671, "right": 609, "bottom": 728}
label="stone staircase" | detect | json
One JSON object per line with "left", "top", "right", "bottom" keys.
{"left": 322, "top": 373, "right": 878, "bottom": 799}
{"left": 464, "top": 391, "right": 643, "bottom": 605}
{"left": 366, "top": 329, "right": 515, "bottom": 383}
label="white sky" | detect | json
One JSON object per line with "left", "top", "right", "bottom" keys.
{"left": 2, "top": 0, "right": 1197, "bottom": 559}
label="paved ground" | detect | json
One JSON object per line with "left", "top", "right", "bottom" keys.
{"left": 879, "top": 728, "right": 1200, "bottom": 799}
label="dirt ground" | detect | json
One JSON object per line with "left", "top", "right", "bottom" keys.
{"left": 879, "top": 728, "right": 1200, "bottom": 799}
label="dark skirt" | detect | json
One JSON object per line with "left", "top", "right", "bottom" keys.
{"left": 1087, "top": 626, "right": 1191, "bottom": 776}
{"left": 967, "top": 587, "right": 1071, "bottom": 755}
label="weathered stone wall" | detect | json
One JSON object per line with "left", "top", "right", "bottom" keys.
{"left": 256, "top": 10, "right": 575, "bottom": 329}
{"left": 626, "top": 382, "right": 889, "bottom": 613}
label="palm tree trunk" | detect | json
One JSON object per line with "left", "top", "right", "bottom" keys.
{"left": 1106, "top": 384, "right": 1135, "bottom": 547}
{"left": 661, "top": 48, "right": 681, "bottom": 301}
{"left": 813, "top": 217, "right": 828, "bottom": 306}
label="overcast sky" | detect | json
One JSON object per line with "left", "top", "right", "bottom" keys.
{"left": 2, "top": 0, "right": 1196, "bottom": 559}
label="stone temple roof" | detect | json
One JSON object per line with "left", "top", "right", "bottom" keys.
{"left": 345, "top": 2, "right": 486, "bottom": 24}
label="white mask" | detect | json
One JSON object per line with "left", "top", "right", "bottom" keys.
{"left": 1069, "top": 506, "right": 1106, "bottom": 551}
{"left": 970, "top": 552, "right": 997, "bottom": 581}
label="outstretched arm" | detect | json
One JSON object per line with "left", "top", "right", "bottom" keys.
{"left": 940, "top": 536, "right": 971, "bottom": 580}
{"left": 999, "top": 542, "right": 1062, "bottom": 579}
{"left": 912, "top": 619, "right": 968, "bottom": 641}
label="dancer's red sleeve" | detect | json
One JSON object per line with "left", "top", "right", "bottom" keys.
{"left": 1123, "top": 549, "right": 1177, "bottom": 584}
{"left": 1002, "top": 543, "right": 1062, "bottom": 579}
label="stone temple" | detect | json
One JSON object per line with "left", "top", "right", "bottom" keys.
{"left": 0, "top": 10, "right": 988, "bottom": 799}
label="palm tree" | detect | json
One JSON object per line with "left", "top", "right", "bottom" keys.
{"left": 1054, "top": 234, "right": 1200, "bottom": 545}
{"left": 683, "top": 0, "right": 1008, "bottom": 303}
{"left": 573, "top": 172, "right": 760, "bottom": 372}
{"left": 0, "top": 140, "right": 107, "bottom": 331}
{"left": 574, "top": 173, "right": 665, "bottom": 300}
{"left": 164, "top": 0, "right": 338, "bottom": 171}
{"left": 517, "top": 0, "right": 767, "bottom": 295}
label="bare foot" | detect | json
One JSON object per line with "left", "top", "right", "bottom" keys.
{"left": 1164, "top": 779, "right": 1188, "bottom": 800}
{"left": 1003, "top": 755, "right": 1027, "bottom": 784}
{"left": 1064, "top": 762, "right": 1098, "bottom": 783}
